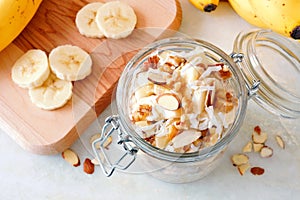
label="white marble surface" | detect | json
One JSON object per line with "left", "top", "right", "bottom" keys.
{"left": 1, "top": 1, "right": 300, "bottom": 199}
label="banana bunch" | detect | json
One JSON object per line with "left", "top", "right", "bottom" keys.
{"left": 228, "top": 0, "right": 300, "bottom": 40}
{"left": 189, "top": 0, "right": 220, "bottom": 12}
{"left": 0, "top": 0, "right": 43, "bottom": 52}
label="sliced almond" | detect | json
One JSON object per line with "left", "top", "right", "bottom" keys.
{"left": 153, "top": 84, "right": 170, "bottom": 95}
{"left": 231, "top": 154, "right": 249, "bottom": 166}
{"left": 253, "top": 143, "right": 264, "bottom": 152}
{"left": 157, "top": 93, "right": 180, "bottom": 111}
{"left": 83, "top": 158, "right": 95, "bottom": 174}
{"left": 155, "top": 135, "right": 170, "bottom": 149}
{"left": 167, "top": 125, "right": 179, "bottom": 140}
{"left": 134, "top": 83, "right": 154, "bottom": 100}
{"left": 62, "top": 148, "right": 80, "bottom": 167}
{"left": 242, "top": 141, "right": 252, "bottom": 153}
{"left": 171, "top": 130, "right": 201, "bottom": 149}
{"left": 90, "top": 133, "right": 101, "bottom": 144}
{"left": 135, "top": 120, "right": 150, "bottom": 127}
{"left": 254, "top": 125, "right": 261, "bottom": 134}
{"left": 275, "top": 135, "right": 285, "bottom": 149}
{"left": 184, "top": 66, "right": 200, "bottom": 82}
{"left": 148, "top": 70, "right": 168, "bottom": 85}
{"left": 252, "top": 131, "right": 267, "bottom": 144}
{"left": 91, "top": 158, "right": 100, "bottom": 166}
{"left": 260, "top": 146, "right": 273, "bottom": 158}
{"left": 250, "top": 166, "right": 265, "bottom": 176}
{"left": 163, "top": 107, "right": 182, "bottom": 119}
{"left": 237, "top": 162, "right": 251, "bottom": 176}
{"left": 103, "top": 136, "right": 113, "bottom": 149}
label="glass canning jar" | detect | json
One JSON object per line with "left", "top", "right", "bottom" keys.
{"left": 92, "top": 29, "right": 300, "bottom": 183}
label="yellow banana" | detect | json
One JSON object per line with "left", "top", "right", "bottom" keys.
{"left": 189, "top": 0, "right": 220, "bottom": 12}
{"left": 228, "top": 0, "right": 268, "bottom": 28}
{"left": 0, "top": 0, "right": 43, "bottom": 52}
{"left": 249, "top": 0, "right": 300, "bottom": 39}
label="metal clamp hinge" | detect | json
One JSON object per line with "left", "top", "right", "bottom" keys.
{"left": 230, "top": 52, "right": 244, "bottom": 63}
{"left": 92, "top": 115, "right": 138, "bottom": 177}
{"left": 248, "top": 80, "right": 261, "bottom": 98}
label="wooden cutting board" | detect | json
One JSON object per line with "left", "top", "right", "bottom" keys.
{"left": 0, "top": 0, "right": 182, "bottom": 154}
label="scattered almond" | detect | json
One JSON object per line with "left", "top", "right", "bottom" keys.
{"left": 250, "top": 167, "right": 265, "bottom": 176}
{"left": 252, "top": 131, "right": 267, "bottom": 144}
{"left": 103, "top": 136, "right": 113, "bottom": 149}
{"left": 90, "top": 133, "right": 101, "bottom": 144}
{"left": 83, "top": 158, "right": 95, "bottom": 174}
{"left": 231, "top": 154, "right": 249, "bottom": 166}
{"left": 62, "top": 148, "right": 80, "bottom": 167}
{"left": 91, "top": 158, "right": 100, "bottom": 166}
{"left": 275, "top": 135, "right": 285, "bottom": 149}
{"left": 260, "top": 146, "right": 273, "bottom": 158}
{"left": 157, "top": 93, "right": 181, "bottom": 111}
{"left": 253, "top": 143, "right": 264, "bottom": 152}
{"left": 242, "top": 141, "right": 252, "bottom": 153}
{"left": 253, "top": 125, "right": 261, "bottom": 134}
{"left": 148, "top": 70, "right": 168, "bottom": 85}
{"left": 134, "top": 83, "right": 154, "bottom": 100}
{"left": 237, "top": 162, "right": 251, "bottom": 176}
{"left": 90, "top": 133, "right": 102, "bottom": 149}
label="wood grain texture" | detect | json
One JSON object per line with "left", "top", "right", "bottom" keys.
{"left": 0, "top": 0, "right": 182, "bottom": 154}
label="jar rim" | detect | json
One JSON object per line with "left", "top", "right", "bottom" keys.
{"left": 116, "top": 37, "right": 248, "bottom": 162}
{"left": 233, "top": 29, "right": 300, "bottom": 119}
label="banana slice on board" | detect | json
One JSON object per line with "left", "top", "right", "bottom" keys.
{"left": 49, "top": 45, "right": 92, "bottom": 81}
{"left": 75, "top": 2, "right": 104, "bottom": 38}
{"left": 95, "top": 1, "right": 137, "bottom": 39}
{"left": 11, "top": 49, "right": 50, "bottom": 89}
{"left": 29, "top": 73, "right": 73, "bottom": 110}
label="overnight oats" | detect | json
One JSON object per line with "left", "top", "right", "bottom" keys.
{"left": 129, "top": 47, "right": 239, "bottom": 154}
{"left": 93, "top": 37, "right": 248, "bottom": 183}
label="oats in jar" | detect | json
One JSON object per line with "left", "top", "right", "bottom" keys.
{"left": 129, "top": 48, "right": 239, "bottom": 153}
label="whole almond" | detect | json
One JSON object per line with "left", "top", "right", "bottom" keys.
{"left": 250, "top": 167, "right": 265, "bottom": 176}
{"left": 83, "top": 158, "right": 95, "bottom": 174}
{"left": 62, "top": 148, "right": 80, "bottom": 167}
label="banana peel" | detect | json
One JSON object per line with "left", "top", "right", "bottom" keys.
{"left": 0, "top": 0, "right": 43, "bottom": 52}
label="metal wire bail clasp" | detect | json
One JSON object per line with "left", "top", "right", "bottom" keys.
{"left": 230, "top": 52, "right": 244, "bottom": 63}
{"left": 92, "top": 115, "right": 138, "bottom": 177}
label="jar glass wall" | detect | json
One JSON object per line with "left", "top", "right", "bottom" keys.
{"left": 114, "top": 38, "right": 248, "bottom": 183}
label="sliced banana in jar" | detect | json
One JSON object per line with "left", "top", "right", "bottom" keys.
{"left": 49, "top": 45, "right": 92, "bottom": 81}
{"left": 95, "top": 1, "right": 137, "bottom": 39}
{"left": 28, "top": 73, "right": 73, "bottom": 110}
{"left": 75, "top": 2, "right": 105, "bottom": 38}
{"left": 11, "top": 49, "right": 50, "bottom": 89}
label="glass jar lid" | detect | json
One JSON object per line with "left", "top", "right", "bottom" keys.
{"left": 233, "top": 30, "right": 300, "bottom": 119}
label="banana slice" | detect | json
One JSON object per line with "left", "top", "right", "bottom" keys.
{"left": 95, "top": 1, "right": 137, "bottom": 39}
{"left": 29, "top": 73, "right": 73, "bottom": 110}
{"left": 49, "top": 45, "right": 92, "bottom": 81}
{"left": 75, "top": 2, "right": 105, "bottom": 38}
{"left": 11, "top": 49, "right": 50, "bottom": 89}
